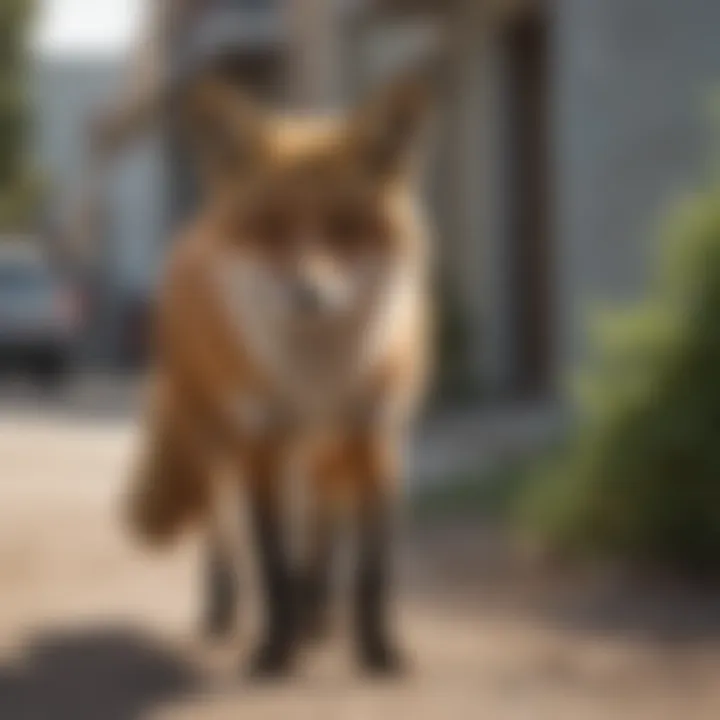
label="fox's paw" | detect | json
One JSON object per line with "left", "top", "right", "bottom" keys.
{"left": 245, "top": 637, "right": 296, "bottom": 679}
{"left": 357, "top": 639, "right": 408, "bottom": 677}
{"left": 201, "top": 602, "right": 237, "bottom": 640}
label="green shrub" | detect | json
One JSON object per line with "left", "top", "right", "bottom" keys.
{"left": 0, "top": 0, "right": 40, "bottom": 232}
{"left": 519, "top": 188, "right": 720, "bottom": 576}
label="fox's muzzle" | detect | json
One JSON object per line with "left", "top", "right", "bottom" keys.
{"left": 291, "top": 257, "right": 355, "bottom": 317}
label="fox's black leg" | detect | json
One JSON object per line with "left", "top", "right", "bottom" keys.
{"left": 353, "top": 439, "right": 405, "bottom": 674}
{"left": 355, "top": 499, "right": 404, "bottom": 673}
{"left": 246, "top": 471, "right": 298, "bottom": 677}
{"left": 300, "top": 506, "right": 335, "bottom": 643}
{"left": 201, "top": 530, "right": 238, "bottom": 638}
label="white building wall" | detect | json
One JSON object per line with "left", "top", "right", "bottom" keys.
{"left": 554, "top": 0, "right": 720, "bottom": 381}
{"left": 32, "top": 57, "right": 165, "bottom": 299}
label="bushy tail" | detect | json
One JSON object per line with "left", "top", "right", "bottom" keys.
{"left": 125, "top": 387, "right": 212, "bottom": 545}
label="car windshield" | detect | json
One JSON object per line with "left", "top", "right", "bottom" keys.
{"left": 0, "top": 264, "right": 54, "bottom": 293}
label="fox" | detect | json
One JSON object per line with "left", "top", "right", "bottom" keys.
{"left": 126, "top": 69, "right": 435, "bottom": 677}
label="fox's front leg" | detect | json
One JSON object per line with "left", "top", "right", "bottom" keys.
{"left": 352, "top": 434, "right": 406, "bottom": 674}
{"left": 245, "top": 445, "right": 299, "bottom": 677}
{"left": 202, "top": 519, "right": 239, "bottom": 638}
{"left": 299, "top": 499, "right": 335, "bottom": 643}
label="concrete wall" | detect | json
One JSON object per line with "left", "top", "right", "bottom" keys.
{"left": 33, "top": 59, "right": 118, "bottom": 204}
{"left": 554, "top": 0, "right": 720, "bottom": 382}
{"left": 33, "top": 58, "right": 165, "bottom": 298}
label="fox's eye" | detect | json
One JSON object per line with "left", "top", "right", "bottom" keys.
{"left": 244, "top": 206, "right": 292, "bottom": 248}
{"left": 325, "top": 206, "right": 382, "bottom": 250}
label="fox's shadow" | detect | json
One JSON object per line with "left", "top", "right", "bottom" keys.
{"left": 0, "top": 627, "right": 202, "bottom": 720}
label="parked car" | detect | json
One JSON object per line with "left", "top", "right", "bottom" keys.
{"left": 0, "top": 240, "right": 84, "bottom": 387}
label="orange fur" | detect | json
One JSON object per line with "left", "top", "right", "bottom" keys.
{"left": 127, "top": 76, "right": 433, "bottom": 544}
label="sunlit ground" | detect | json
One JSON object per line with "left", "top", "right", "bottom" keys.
{"left": 1, "top": 378, "right": 719, "bottom": 720}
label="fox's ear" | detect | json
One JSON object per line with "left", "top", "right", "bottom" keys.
{"left": 350, "top": 68, "right": 434, "bottom": 181}
{"left": 177, "top": 76, "right": 267, "bottom": 191}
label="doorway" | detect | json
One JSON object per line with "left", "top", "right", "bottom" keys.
{"left": 501, "top": 8, "right": 553, "bottom": 398}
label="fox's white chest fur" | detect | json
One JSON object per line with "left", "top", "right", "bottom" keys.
{"left": 213, "top": 255, "right": 419, "bottom": 426}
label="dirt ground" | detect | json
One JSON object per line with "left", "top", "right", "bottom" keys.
{"left": 1, "top": 393, "right": 719, "bottom": 720}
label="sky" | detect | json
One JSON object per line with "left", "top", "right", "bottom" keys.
{"left": 33, "top": 0, "right": 145, "bottom": 57}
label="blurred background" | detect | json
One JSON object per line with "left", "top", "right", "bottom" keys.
{"left": 1, "top": 1, "right": 720, "bottom": 718}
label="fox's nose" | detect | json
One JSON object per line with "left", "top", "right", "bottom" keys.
{"left": 294, "top": 282, "right": 325, "bottom": 315}
{"left": 292, "top": 255, "right": 348, "bottom": 316}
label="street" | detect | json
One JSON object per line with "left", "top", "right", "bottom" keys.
{"left": 0, "top": 384, "right": 719, "bottom": 719}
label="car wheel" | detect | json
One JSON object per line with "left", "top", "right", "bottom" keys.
{"left": 32, "top": 353, "right": 70, "bottom": 393}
